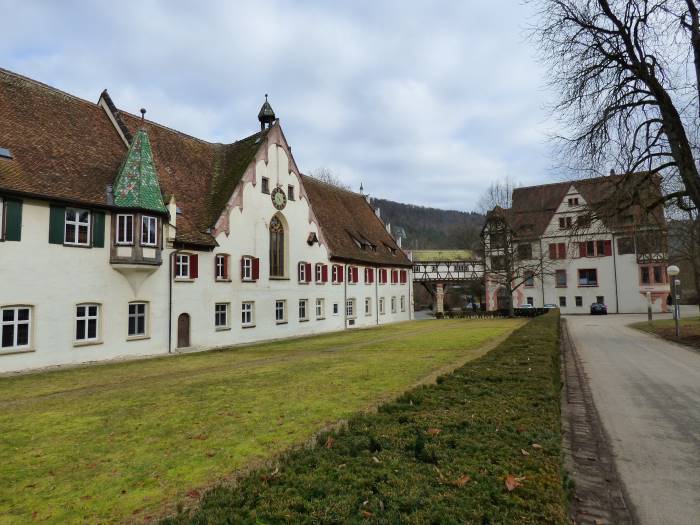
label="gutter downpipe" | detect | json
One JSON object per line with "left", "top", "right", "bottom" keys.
{"left": 612, "top": 232, "right": 620, "bottom": 313}
{"left": 168, "top": 248, "right": 182, "bottom": 354}
{"left": 375, "top": 267, "right": 380, "bottom": 325}
{"left": 539, "top": 238, "right": 545, "bottom": 306}
{"left": 343, "top": 264, "right": 348, "bottom": 329}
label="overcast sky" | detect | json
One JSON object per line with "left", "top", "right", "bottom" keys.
{"left": 2, "top": 0, "right": 560, "bottom": 212}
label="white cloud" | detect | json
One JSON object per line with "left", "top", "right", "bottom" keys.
{"left": 2, "top": 0, "right": 554, "bottom": 212}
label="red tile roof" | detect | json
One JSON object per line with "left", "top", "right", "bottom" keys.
{"left": 301, "top": 175, "right": 412, "bottom": 267}
{"left": 0, "top": 68, "right": 411, "bottom": 264}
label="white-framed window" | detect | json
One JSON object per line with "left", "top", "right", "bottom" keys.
{"left": 116, "top": 214, "right": 134, "bottom": 245}
{"left": 332, "top": 265, "right": 340, "bottom": 283}
{"left": 242, "top": 256, "right": 253, "bottom": 281}
{"left": 347, "top": 266, "right": 353, "bottom": 283}
{"left": 241, "top": 301, "right": 254, "bottom": 326}
{"left": 288, "top": 185, "right": 295, "bottom": 201}
{"left": 365, "top": 297, "right": 372, "bottom": 316}
{"left": 298, "top": 262, "right": 307, "bottom": 283}
{"left": 333, "top": 303, "right": 339, "bottom": 315}
{"left": 316, "top": 298, "right": 325, "bottom": 319}
{"left": 400, "top": 296, "right": 406, "bottom": 312}
{"left": 275, "top": 300, "right": 287, "bottom": 323}
{"left": 346, "top": 298, "right": 356, "bottom": 318}
{"left": 1, "top": 306, "right": 32, "bottom": 350}
{"left": 75, "top": 303, "right": 99, "bottom": 342}
{"left": 391, "top": 296, "right": 397, "bottom": 313}
{"left": 176, "top": 254, "right": 190, "bottom": 278}
{"left": 299, "top": 299, "right": 308, "bottom": 321}
{"left": 141, "top": 215, "right": 158, "bottom": 246}
{"left": 65, "top": 208, "right": 90, "bottom": 246}
{"left": 261, "top": 177, "right": 270, "bottom": 194}
{"left": 215, "top": 254, "right": 228, "bottom": 280}
{"left": 128, "top": 302, "right": 148, "bottom": 337}
{"left": 315, "top": 264, "right": 323, "bottom": 282}
{"left": 379, "top": 298, "right": 385, "bottom": 315}
{"left": 215, "top": 303, "right": 229, "bottom": 329}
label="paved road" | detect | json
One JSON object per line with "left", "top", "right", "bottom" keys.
{"left": 566, "top": 313, "right": 700, "bottom": 525}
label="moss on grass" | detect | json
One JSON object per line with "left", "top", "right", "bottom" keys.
{"left": 0, "top": 318, "right": 522, "bottom": 524}
{"left": 163, "top": 313, "right": 565, "bottom": 525}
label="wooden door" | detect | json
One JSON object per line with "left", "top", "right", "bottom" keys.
{"left": 177, "top": 313, "right": 190, "bottom": 348}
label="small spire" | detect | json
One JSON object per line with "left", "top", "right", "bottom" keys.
{"left": 360, "top": 182, "right": 364, "bottom": 194}
{"left": 258, "top": 94, "right": 276, "bottom": 131}
{"left": 140, "top": 108, "right": 146, "bottom": 123}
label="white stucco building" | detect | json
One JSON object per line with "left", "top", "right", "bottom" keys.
{"left": 482, "top": 177, "right": 670, "bottom": 314}
{"left": 0, "top": 69, "right": 412, "bottom": 373}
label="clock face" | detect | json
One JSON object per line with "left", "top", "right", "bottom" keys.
{"left": 271, "top": 186, "right": 287, "bottom": 210}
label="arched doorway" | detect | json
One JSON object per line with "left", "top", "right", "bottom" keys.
{"left": 177, "top": 313, "right": 190, "bottom": 348}
{"left": 496, "top": 287, "right": 511, "bottom": 310}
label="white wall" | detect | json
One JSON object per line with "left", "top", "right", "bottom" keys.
{"left": 0, "top": 139, "right": 411, "bottom": 373}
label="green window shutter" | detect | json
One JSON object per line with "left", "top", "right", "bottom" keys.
{"left": 48, "top": 205, "right": 66, "bottom": 244}
{"left": 92, "top": 211, "right": 105, "bottom": 248}
{"left": 4, "top": 199, "right": 23, "bottom": 241}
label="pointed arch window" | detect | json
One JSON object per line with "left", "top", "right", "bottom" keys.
{"left": 269, "top": 216, "right": 285, "bottom": 277}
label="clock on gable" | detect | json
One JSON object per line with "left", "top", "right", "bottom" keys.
{"left": 271, "top": 186, "right": 287, "bottom": 210}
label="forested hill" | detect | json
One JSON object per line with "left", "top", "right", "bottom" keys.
{"left": 369, "top": 197, "right": 485, "bottom": 250}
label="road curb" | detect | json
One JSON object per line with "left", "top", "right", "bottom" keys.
{"left": 560, "top": 318, "right": 638, "bottom": 525}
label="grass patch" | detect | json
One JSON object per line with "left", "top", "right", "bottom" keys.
{"left": 631, "top": 316, "right": 700, "bottom": 349}
{"left": 0, "top": 318, "right": 523, "bottom": 524}
{"left": 163, "top": 313, "right": 565, "bottom": 525}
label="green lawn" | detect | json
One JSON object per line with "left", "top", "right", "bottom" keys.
{"left": 163, "top": 313, "right": 564, "bottom": 525}
{"left": 631, "top": 316, "right": 700, "bottom": 349}
{"left": 0, "top": 318, "right": 523, "bottom": 524}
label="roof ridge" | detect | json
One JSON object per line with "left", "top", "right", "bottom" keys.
{"left": 513, "top": 174, "right": 624, "bottom": 192}
{"left": 0, "top": 67, "right": 102, "bottom": 110}
{"left": 300, "top": 173, "right": 362, "bottom": 196}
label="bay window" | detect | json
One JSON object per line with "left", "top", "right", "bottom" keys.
{"left": 141, "top": 215, "right": 158, "bottom": 246}
{"left": 116, "top": 214, "right": 134, "bottom": 245}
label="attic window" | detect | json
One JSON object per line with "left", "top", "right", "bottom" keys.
{"left": 0, "top": 147, "right": 12, "bottom": 159}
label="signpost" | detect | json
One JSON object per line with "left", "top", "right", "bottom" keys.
{"left": 667, "top": 265, "right": 680, "bottom": 338}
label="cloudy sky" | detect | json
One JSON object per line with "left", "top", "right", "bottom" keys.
{"left": 2, "top": 0, "right": 561, "bottom": 212}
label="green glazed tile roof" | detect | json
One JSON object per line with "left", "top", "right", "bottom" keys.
{"left": 113, "top": 128, "right": 167, "bottom": 213}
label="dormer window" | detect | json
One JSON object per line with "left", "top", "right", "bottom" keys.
{"left": 116, "top": 214, "right": 134, "bottom": 245}
{"left": 141, "top": 216, "right": 158, "bottom": 246}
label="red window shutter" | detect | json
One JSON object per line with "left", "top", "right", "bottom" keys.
{"left": 252, "top": 257, "right": 260, "bottom": 280}
{"left": 382, "top": 269, "right": 387, "bottom": 283}
{"left": 338, "top": 265, "right": 344, "bottom": 282}
{"left": 305, "top": 262, "right": 312, "bottom": 282}
{"left": 558, "top": 243, "right": 566, "bottom": 259}
{"left": 223, "top": 255, "right": 229, "bottom": 279}
{"left": 549, "top": 244, "right": 557, "bottom": 259}
{"left": 322, "top": 264, "right": 328, "bottom": 282}
{"left": 604, "top": 240, "right": 612, "bottom": 256}
{"left": 353, "top": 267, "right": 359, "bottom": 283}
{"left": 579, "top": 242, "right": 586, "bottom": 258}
{"left": 190, "top": 254, "right": 199, "bottom": 278}
{"left": 371, "top": 269, "right": 375, "bottom": 283}
{"left": 401, "top": 270, "right": 407, "bottom": 283}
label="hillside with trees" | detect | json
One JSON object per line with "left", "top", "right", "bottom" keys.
{"left": 370, "top": 197, "right": 484, "bottom": 250}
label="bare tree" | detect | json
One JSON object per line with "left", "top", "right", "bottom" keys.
{"left": 532, "top": 0, "right": 700, "bottom": 213}
{"left": 476, "top": 178, "right": 517, "bottom": 214}
{"left": 307, "top": 167, "right": 351, "bottom": 191}
{"left": 480, "top": 181, "right": 555, "bottom": 316}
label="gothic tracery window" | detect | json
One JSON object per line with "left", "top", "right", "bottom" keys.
{"left": 269, "top": 216, "right": 285, "bottom": 277}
